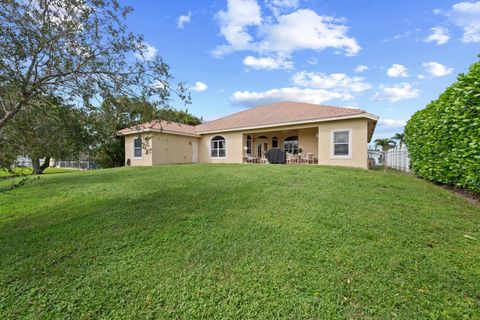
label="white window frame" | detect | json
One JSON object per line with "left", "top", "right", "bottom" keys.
{"left": 210, "top": 136, "right": 227, "bottom": 159}
{"left": 133, "top": 138, "right": 143, "bottom": 159}
{"left": 331, "top": 129, "right": 352, "bottom": 159}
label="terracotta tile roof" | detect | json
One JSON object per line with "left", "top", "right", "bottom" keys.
{"left": 195, "top": 101, "right": 373, "bottom": 133}
{"left": 118, "top": 102, "right": 377, "bottom": 136}
{"left": 118, "top": 119, "right": 199, "bottom": 136}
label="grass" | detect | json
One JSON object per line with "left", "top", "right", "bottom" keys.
{"left": 0, "top": 167, "right": 78, "bottom": 177}
{"left": 0, "top": 164, "right": 478, "bottom": 319}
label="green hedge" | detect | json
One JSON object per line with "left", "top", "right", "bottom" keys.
{"left": 404, "top": 59, "right": 480, "bottom": 193}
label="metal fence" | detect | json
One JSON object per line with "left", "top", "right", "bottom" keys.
{"left": 14, "top": 157, "right": 100, "bottom": 170}
{"left": 56, "top": 160, "right": 100, "bottom": 170}
{"left": 368, "top": 148, "right": 411, "bottom": 172}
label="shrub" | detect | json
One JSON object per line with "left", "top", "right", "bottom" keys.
{"left": 404, "top": 58, "right": 480, "bottom": 193}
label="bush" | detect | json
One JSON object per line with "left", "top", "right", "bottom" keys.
{"left": 404, "top": 58, "right": 480, "bottom": 193}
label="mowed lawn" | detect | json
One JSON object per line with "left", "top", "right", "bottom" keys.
{"left": 0, "top": 164, "right": 478, "bottom": 319}
{"left": 0, "top": 167, "right": 77, "bottom": 177}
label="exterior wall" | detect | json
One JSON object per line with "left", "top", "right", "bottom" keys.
{"left": 124, "top": 118, "right": 370, "bottom": 168}
{"left": 298, "top": 127, "right": 318, "bottom": 158}
{"left": 317, "top": 118, "right": 368, "bottom": 169}
{"left": 243, "top": 128, "right": 318, "bottom": 158}
{"left": 124, "top": 133, "right": 153, "bottom": 166}
{"left": 151, "top": 133, "right": 200, "bottom": 165}
{"left": 198, "top": 132, "right": 244, "bottom": 163}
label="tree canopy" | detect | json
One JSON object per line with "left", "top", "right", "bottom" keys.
{"left": 0, "top": 95, "right": 93, "bottom": 173}
{"left": 0, "top": 0, "right": 189, "bottom": 130}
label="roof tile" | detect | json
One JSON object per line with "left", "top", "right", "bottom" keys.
{"left": 195, "top": 101, "right": 368, "bottom": 133}
{"left": 118, "top": 102, "right": 376, "bottom": 136}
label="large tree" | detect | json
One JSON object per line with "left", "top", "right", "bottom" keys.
{"left": 0, "top": 0, "right": 189, "bottom": 131}
{"left": 0, "top": 95, "right": 93, "bottom": 174}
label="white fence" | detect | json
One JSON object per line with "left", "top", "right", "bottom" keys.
{"left": 385, "top": 149, "right": 410, "bottom": 172}
{"left": 368, "top": 148, "right": 411, "bottom": 172}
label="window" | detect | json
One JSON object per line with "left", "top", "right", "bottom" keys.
{"left": 246, "top": 135, "right": 252, "bottom": 155}
{"left": 134, "top": 138, "right": 142, "bottom": 158}
{"left": 272, "top": 136, "right": 278, "bottom": 148}
{"left": 284, "top": 136, "right": 298, "bottom": 154}
{"left": 332, "top": 130, "right": 351, "bottom": 157}
{"left": 211, "top": 136, "right": 226, "bottom": 158}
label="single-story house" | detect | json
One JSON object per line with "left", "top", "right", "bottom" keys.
{"left": 117, "top": 101, "right": 379, "bottom": 169}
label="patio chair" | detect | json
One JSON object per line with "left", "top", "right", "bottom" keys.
{"left": 286, "top": 153, "right": 294, "bottom": 164}
{"left": 303, "top": 153, "right": 314, "bottom": 164}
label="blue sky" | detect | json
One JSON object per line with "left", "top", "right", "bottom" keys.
{"left": 122, "top": 0, "right": 479, "bottom": 139}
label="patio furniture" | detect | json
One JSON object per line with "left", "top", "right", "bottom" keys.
{"left": 286, "top": 152, "right": 294, "bottom": 164}
{"left": 302, "top": 153, "right": 314, "bottom": 164}
{"left": 266, "top": 148, "right": 286, "bottom": 164}
{"left": 246, "top": 154, "right": 256, "bottom": 163}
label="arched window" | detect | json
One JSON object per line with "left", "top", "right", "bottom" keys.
{"left": 272, "top": 136, "right": 278, "bottom": 148}
{"left": 284, "top": 136, "right": 298, "bottom": 154}
{"left": 246, "top": 135, "right": 252, "bottom": 155}
{"left": 211, "top": 136, "right": 226, "bottom": 158}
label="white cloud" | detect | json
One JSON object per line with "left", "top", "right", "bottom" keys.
{"left": 134, "top": 42, "right": 158, "bottom": 61}
{"left": 292, "top": 71, "right": 372, "bottom": 93}
{"left": 214, "top": 2, "right": 360, "bottom": 58}
{"left": 387, "top": 64, "right": 409, "bottom": 78}
{"left": 355, "top": 65, "right": 369, "bottom": 73}
{"left": 243, "top": 55, "right": 293, "bottom": 70}
{"left": 379, "top": 119, "right": 407, "bottom": 128}
{"left": 422, "top": 61, "right": 453, "bottom": 77}
{"left": 424, "top": 27, "right": 450, "bottom": 45}
{"left": 433, "top": 8, "right": 443, "bottom": 15}
{"left": 393, "top": 31, "right": 411, "bottom": 40}
{"left": 213, "top": 0, "right": 262, "bottom": 56}
{"left": 372, "top": 83, "right": 419, "bottom": 102}
{"left": 231, "top": 87, "right": 353, "bottom": 107}
{"left": 417, "top": 74, "right": 426, "bottom": 79}
{"left": 452, "top": 1, "right": 480, "bottom": 43}
{"left": 190, "top": 81, "right": 208, "bottom": 92}
{"left": 258, "top": 9, "right": 360, "bottom": 56}
{"left": 177, "top": 11, "right": 192, "bottom": 29}
{"left": 266, "top": 0, "right": 299, "bottom": 16}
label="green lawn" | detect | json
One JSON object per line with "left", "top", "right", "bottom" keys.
{"left": 0, "top": 167, "right": 78, "bottom": 177}
{"left": 0, "top": 164, "right": 478, "bottom": 319}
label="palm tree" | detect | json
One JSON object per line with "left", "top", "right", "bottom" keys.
{"left": 392, "top": 132, "right": 405, "bottom": 149}
{"left": 374, "top": 138, "right": 396, "bottom": 172}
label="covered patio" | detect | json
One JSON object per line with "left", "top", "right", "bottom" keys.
{"left": 241, "top": 127, "right": 319, "bottom": 164}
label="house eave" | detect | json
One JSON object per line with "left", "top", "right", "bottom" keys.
{"left": 118, "top": 128, "right": 201, "bottom": 138}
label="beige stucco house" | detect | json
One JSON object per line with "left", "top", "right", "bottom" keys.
{"left": 118, "top": 102, "right": 379, "bottom": 169}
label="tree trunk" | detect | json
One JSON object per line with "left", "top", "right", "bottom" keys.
{"left": 31, "top": 157, "right": 50, "bottom": 174}
{"left": 383, "top": 151, "right": 387, "bottom": 173}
